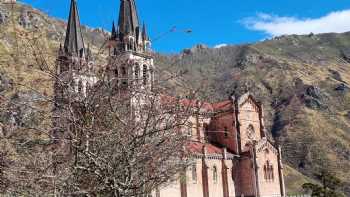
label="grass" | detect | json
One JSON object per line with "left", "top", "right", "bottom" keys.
{"left": 284, "top": 165, "right": 316, "bottom": 195}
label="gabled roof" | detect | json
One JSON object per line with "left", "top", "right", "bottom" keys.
{"left": 211, "top": 100, "right": 232, "bottom": 110}
{"left": 64, "top": 0, "right": 85, "bottom": 57}
{"left": 256, "top": 138, "right": 278, "bottom": 155}
{"left": 187, "top": 141, "right": 223, "bottom": 154}
{"left": 186, "top": 141, "right": 239, "bottom": 160}
{"left": 111, "top": 21, "right": 117, "bottom": 40}
{"left": 236, "top": 92, "right": 261, "bottom": 108}
{"left": 159, "top": 94, "right": 214, "bottom": 112}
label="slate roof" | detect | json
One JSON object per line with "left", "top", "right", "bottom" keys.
{"left": 64, "top": 0, "right": 85, "bottom": 57}
{"left": 118, "top": 0, "right": 140, "bottom": 35}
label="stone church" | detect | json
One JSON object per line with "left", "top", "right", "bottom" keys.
{"left": 54, "top": 0, "right": 286, "bottom": 197}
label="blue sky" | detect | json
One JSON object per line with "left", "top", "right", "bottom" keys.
{"left": 20, "top": 0, "right": 350, "bottom": 53}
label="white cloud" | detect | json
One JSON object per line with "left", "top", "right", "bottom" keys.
{"left": 243, "top": 10, "right": 350, "bottom": 37}
{"left": 214, "top": 43, "right": 228, "bottom": 48}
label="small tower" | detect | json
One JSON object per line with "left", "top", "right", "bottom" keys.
{"left": 107, "top": 0, "right": 154, "bottom": 95}
{"left": 53, "top": 0, "right": 97, "bottom": 143}
{"left": 56, "top": 0, "right": 96, "bottom": 99}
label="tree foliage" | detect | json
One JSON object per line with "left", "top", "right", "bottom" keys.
{"left": 302, "top": 170, "right": 345, "bottom": 197}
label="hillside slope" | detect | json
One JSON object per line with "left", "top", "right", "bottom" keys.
{"left": 1, "top": 1, "right": 349, "bottom": 195}
{"left": 156, "top": 33, "right": 350, "bottom": 194}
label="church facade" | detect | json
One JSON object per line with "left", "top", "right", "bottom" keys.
{"left": 54, "top": 0, "right": 286, "bottom": 197}
{"left": 158, "top": 96, "right": 286, "bottom": 197}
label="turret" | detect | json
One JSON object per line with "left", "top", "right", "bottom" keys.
{"left": 55, "top": 0, "right": 96, "bottom": 98}
{"left": 109, "top": 0, "right": 151, "bottom": 54}
{"left": 106, "top": 0, "right": 154, "bottom": 95}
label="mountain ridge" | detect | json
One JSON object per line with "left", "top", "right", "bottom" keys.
{"left": 0, "top": 2, "right": 349, "bottom": 195}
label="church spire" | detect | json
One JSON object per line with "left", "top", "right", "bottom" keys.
{"left": 64, "top": 0, "right": 85, "bottom": 57}
{"left": 118, "top": 0, "right": 140, "bottom": 35}
{"left": 111, "top": 21, "right": 117, "bottom": 40}
{"left": 142, "top": 22, "right": 148, "bottom": 41}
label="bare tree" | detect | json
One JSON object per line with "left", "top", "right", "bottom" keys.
{"left": 0, "top": 27, "right": 198, "bottom": 197}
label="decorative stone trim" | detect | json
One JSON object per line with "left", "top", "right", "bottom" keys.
{"left": 189, "top": 153, "right": 239, "bottom": 160}
{"left": 256, "top": 138, "right": 278, "bottom": 155}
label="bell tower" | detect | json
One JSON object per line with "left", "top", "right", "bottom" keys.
{"left": 107, "top": 0, "right": 154, "bottom": 95}
{"left": 56, "top": 0, "right": 96, "bottom": 99}
{"left": 53, "top": 0, "right": 97, "bottom": 143}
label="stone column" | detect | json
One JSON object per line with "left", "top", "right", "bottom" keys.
{"left": 222, "top": 148, "right": 229, "bottom": 197}
{"left": 278, "top": 146, "right": 286, "bottom": 197}
{"left": 180, "top": 169, "right": 187, "bottom": 197}
{"left": 202, "top": 146, "right": 209, "bottom": 197}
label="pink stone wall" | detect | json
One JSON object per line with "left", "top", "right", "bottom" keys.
{"left": 206, "top": 159, "right": 225, "bottom": 197}
{"left": 157, "top": 158, "right": 237, "bottom": 197}
{"left": 256, "top": 146, "right": 282, "bottom": 197}
{"left": 186, "top": 159, "right": 204, "bottom": 197}
{"left": 208, "top": 111, "right": 238, "bottom": 154}
{"left": 235, "top": 157, "right": 256, "bottom": 196}
{"left": 238, "top": 99, "right": 262, "bottom": 152}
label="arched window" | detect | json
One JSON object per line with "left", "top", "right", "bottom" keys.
{"left": 213, "top": 166, "right": 218, "bottom": 184}
{"left": 114, "top": 68, "right": 119, "bottom": 86}
{"left": 121, "top": 67, "right": 127, "bottom": 76}
{"left": 263, "top": 165, "right": 267, "bottom": 180}
{"left": 150, "top": 68, "right": 154, "bottom": 81}
{"left": 78, "top": 80, "right": 83, "bottom": 93}
{"left": 114, "top": 68, "right": 119, "bottom": 77}
{"left": 191, "top": 164, "right": 197, "bottom": 183}
{"left": 187, "top": 122, "right": 193, "bottom": 136}
{"left": 120, "top": 66, "right": 128, "bottom": 88}
{"left": 134, "top": 65, "right": 140, "bottom": 83}
{"left": 264, "top": 161, "right": 274, "bottom": 182}
{"left": 143, "top": 65, "right": 148, "bottom": 85}
{"left": 247, "top": 124, "right": 255, "bottom": 140}
{"left": 270, "top": 165, "right": 274, "bottom": 181}
{"left": 224, "top": 127, "right": 228, "bottom": 138}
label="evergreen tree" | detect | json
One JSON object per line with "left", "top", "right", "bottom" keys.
{"left": 302, "top": 170, "right": 345, "bottom": 197}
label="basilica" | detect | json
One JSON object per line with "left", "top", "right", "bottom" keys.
{"left": 54, "top": 0, "right": 286, "bottom": 197}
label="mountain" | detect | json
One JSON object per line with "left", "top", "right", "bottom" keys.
{"left": 156, "top": 34, "right": 350, "bottom": 194}
{"left": 1, "top": 1, "right": 349, "bottom": 195}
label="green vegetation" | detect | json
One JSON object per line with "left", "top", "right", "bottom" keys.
{"left": 302, "top": 170, "right": 345, "bottom": 197}
{"left": 284, "top": 165, "right": 316, "bottom": 195}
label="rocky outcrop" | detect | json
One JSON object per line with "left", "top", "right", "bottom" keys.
{"left": 303, "top": 86, "right": 326, "bottom": 110}
{"left": 0, "top": 73, "right": 13, "bottom": 93}
{"left": 335, "top": 83, "right": 349, "bottom": 93}
{"left": 341, "top": 48, "right": 350, "bottom": 63}
{"left": 18, "top": 9, "right": 31, "bottom": 29}
{"left": 1, "top": 91, "right": 45, "bottom": 129}
{"left": 0, "top": 8, "right": 8, "bottom": 25}
{"left": 328, "top": 69, "right": 344, "bottom": 82}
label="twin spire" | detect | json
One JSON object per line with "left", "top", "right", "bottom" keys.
{"left": 62, "top": 0, "right": 150, "bottom": 58}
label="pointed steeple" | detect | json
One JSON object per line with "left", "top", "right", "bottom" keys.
{"left": 111, "top": 21, "right": 117, "bottom": 40}
{"left": 142, "top": 22, "right": 148, "bottom": 41}
{"left": 59, "top": 43, "right": 63, "bottom": 54}
{"left": 86, "top": 44, "right": 92, "bottom": 61}
{"left": 64, "top": 0, "right": 85, "bottom": 57}
{"left": 118, "top": 0, "right": 140, "bottom": 36}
